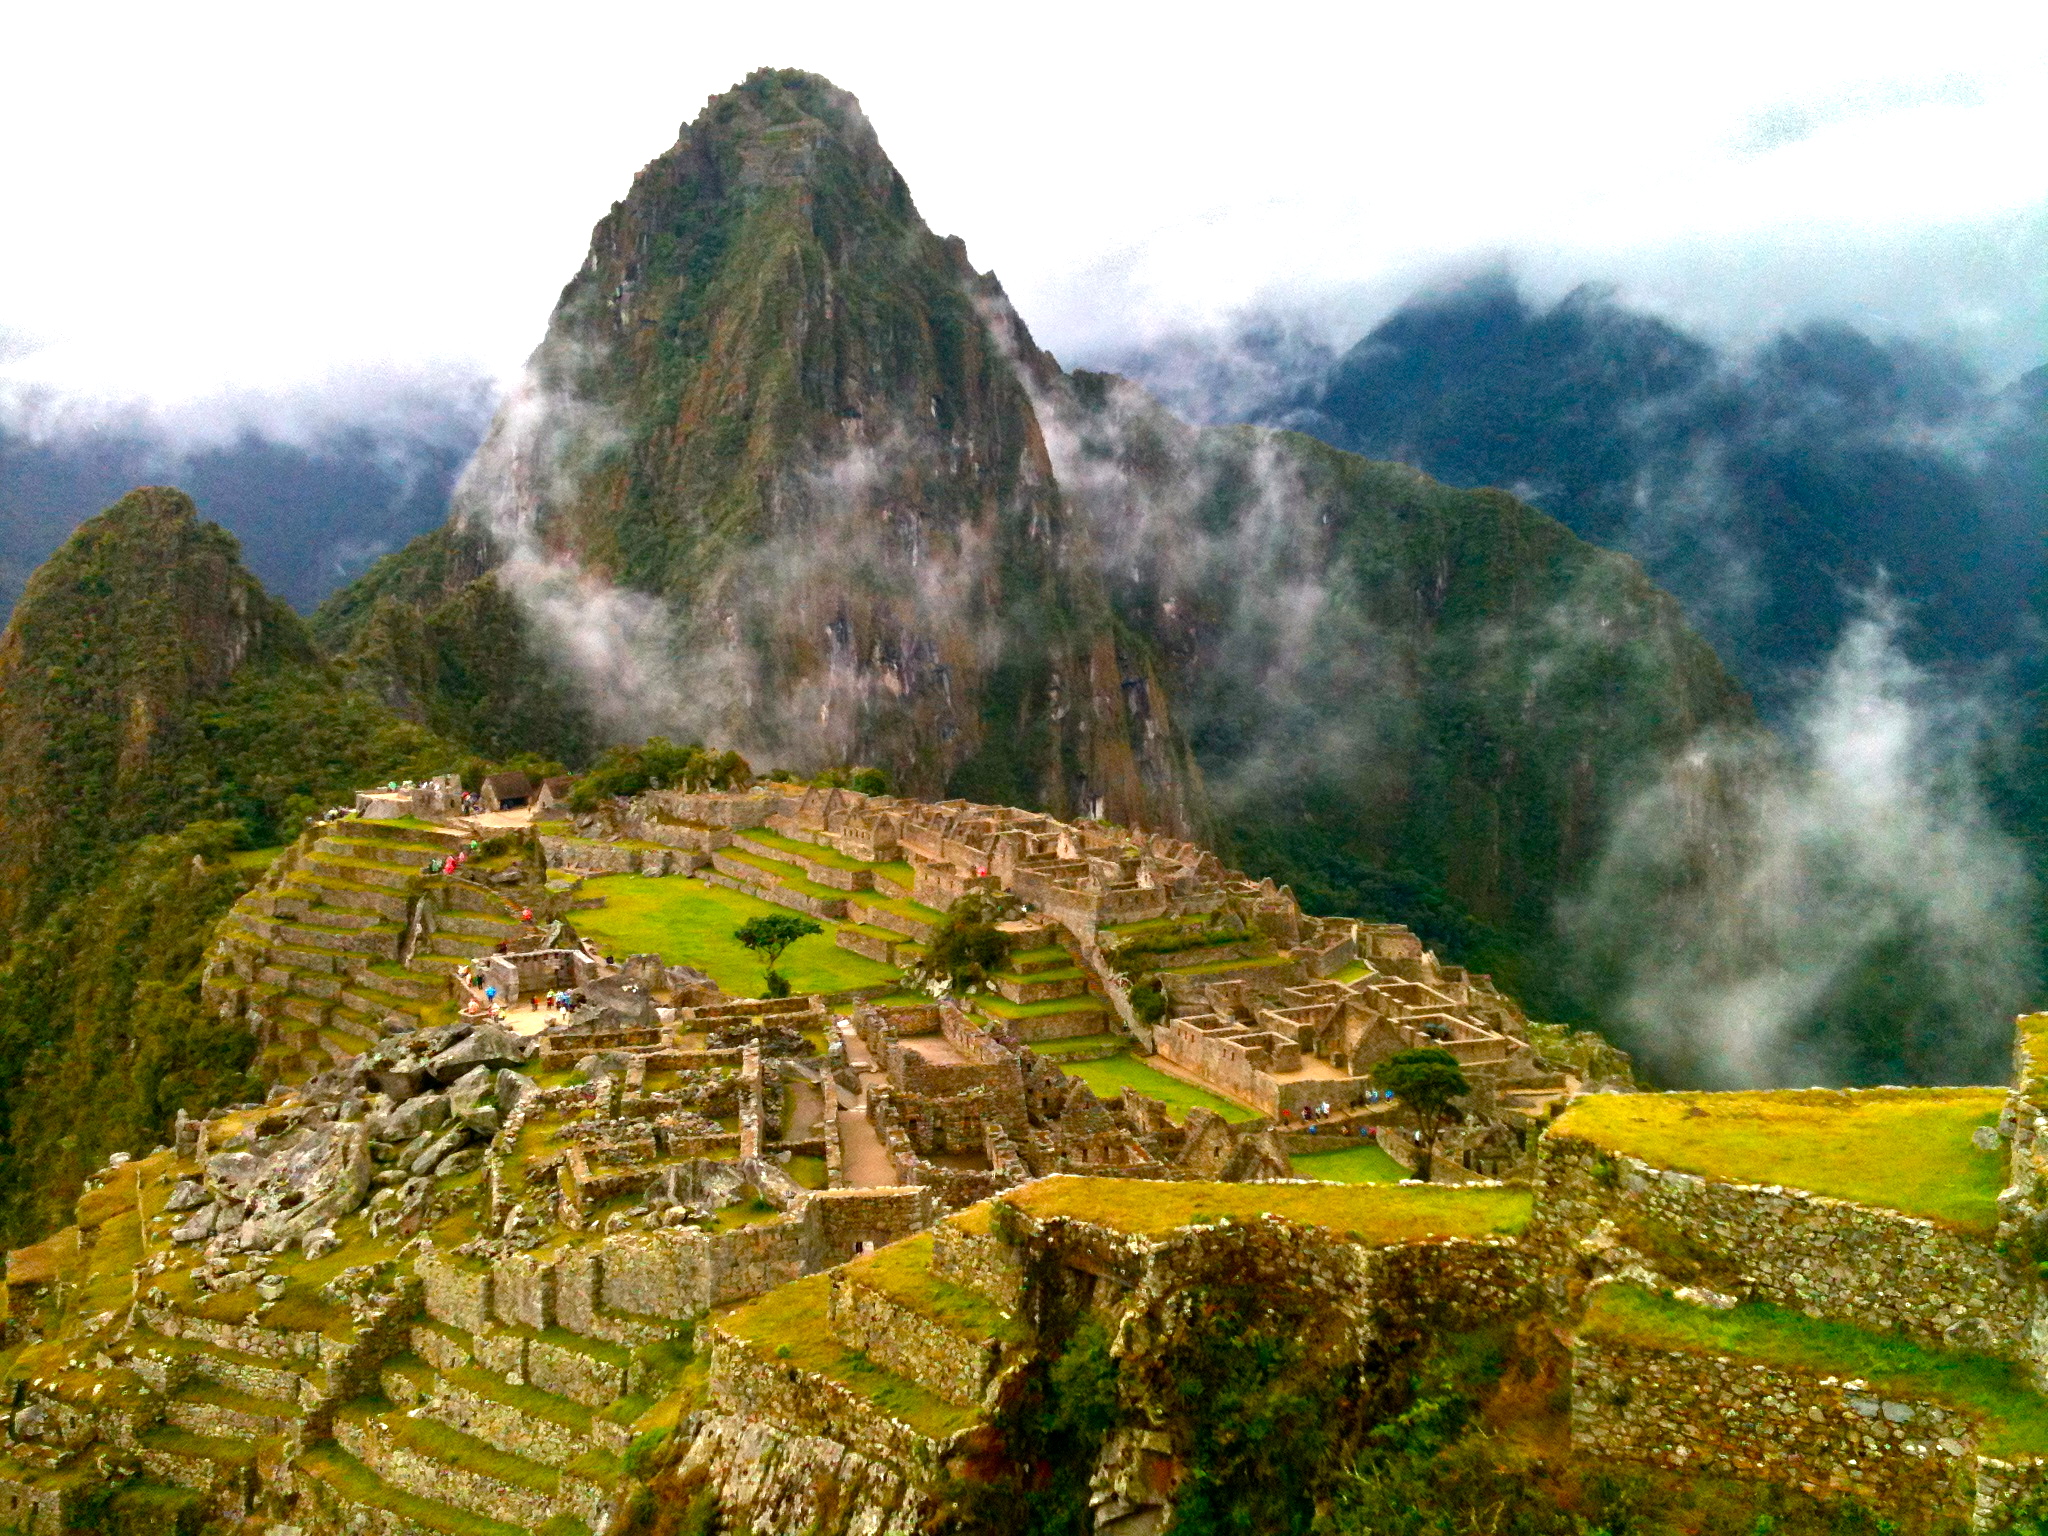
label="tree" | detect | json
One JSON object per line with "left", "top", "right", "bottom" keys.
{"left": 733, "top": 913, "right": 822, "bottom": 997}
{"left": 1368, "top": 1047, "right": 1469, "bottom": 1181}
{"left": 913, "top": 892, "right": 1014, "bottom": 992}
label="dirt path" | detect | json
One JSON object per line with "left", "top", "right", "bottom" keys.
{"left": 837, "top": 1101, "right": 900, "bottom": 1187}
{"left": 784, "top": 1077, "right": 825, "bottom": 1142}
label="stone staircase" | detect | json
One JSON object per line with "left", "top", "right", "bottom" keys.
{"left": 205, "top": 820, "right": 529, "bottom": 1083}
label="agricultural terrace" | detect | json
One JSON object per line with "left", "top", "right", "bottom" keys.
{"left": 1054, "top": 1052, "right": 1261, "bottom": 1124}
{"left": 1289, "top": 1143, "right": 1408, "bottom": 1184}
{"left": 1552, "top": 1088, "right": 2006, "bottom": 1234}
{"left": 569, "top": 874, "right": 901, "bottom": 996}
{"left": 1582, "top": 1284, "right": 2048, "bottom": 1458}
{"left": 1001, "top": 1174, "right": 1532, "bottom": 1243}
{"left": 716, "top": 1273, "right": 974, "bottom": 1440}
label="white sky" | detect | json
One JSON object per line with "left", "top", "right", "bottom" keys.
{"left": 3, "top": 0, "right": 2043, "bottom": 406}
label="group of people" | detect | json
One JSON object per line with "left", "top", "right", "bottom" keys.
{"left": 431, "top": 840, "right": 484, "bottom": 877}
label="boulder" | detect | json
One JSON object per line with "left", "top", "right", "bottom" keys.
{"left": 496, "top": 1068, "right": 535, "bottom": 1120}
{"left": 171, "top": 1204, "right": 218, "bottom": 1245}
{"left": 164, "top": 1180, "right": 210, "bottom": 1213}
{"left": 447, "top": 1068, "right": 501, "bottom": 1135}
{"left": 575, "top": 1050, "right": 632, "bottom": 1083}
{"left": 380, "top": 1092, "right": 451, "bottom": 1143}
{"left": 429, "top": 1025, "right": 529, "bottom": 1083}
{"left": 437, "top": 1147, "right": 486, "bottom": 1178}
{"left": 409, "top": 1124, "right": 469, "bottom": 1176}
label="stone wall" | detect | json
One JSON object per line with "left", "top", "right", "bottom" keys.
{"left": 1533, "top": 1135, "right": 2038, "bottom": 1360}
{"left": 1571, "top": 1334, "right": 2012, "bottom": 1528}
{"left": 709, "top": 1326, "right": 946, "bottom": 1477}
{"left": 670, "top": 1414, "right": 934, "bottom": 1536}
{"left": 828, "top": 1272, "right": 1004, "bottom": 1408}
{"left": 930, "top": 1219, "right": 1022, "bottom": 1311}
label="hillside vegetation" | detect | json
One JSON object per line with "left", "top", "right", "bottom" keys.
{"left": 0, "top": 488, "right": 458, "bottom": 1242}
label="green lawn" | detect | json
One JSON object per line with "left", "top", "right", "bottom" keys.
{"left": 1552, "top": 1088, "right": 2006, "bottom": 1233}
{"left": 1330, "top": 961, "right": 1372, "bottom": 984}
{"left": 1290, "top": 1143, "right": 1408, "bottom": 1184}
{"left": 227, "top": 845, "right": 287, "bottom": 871}
{"left": 1005, "top": 1175, "right": 1532, "bottom": 1243}
{"left": 1058, "top": 1053, "right": 1260, "bottom": 1123}
{"left": 1582, "top": 1284, "right": 2048, "bottom": 1458}
{"left": 570, "top": 876, "right": 900, "bottom": 997}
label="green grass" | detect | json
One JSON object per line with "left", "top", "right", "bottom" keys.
{"left": 872, "top": 860, "right": 916, "bottom": 888}
{"left": 719, "top": 1274, "right": 975, "bottom": 1440}
{"left": 717, "top": 847, "right": 853, "bottom": 902}
{"left": 227, "top": 844, "right": 287, "bottom": 870}
{"left": 1026, "top": 1033, "right": 1127, "bottom": 1057}
{"left": 1583, "top": 1284, "right": 2048, "bottom": 1458}
{"left": 845, "top": 1233, "right": 1024, "bottom": 1341}
{"left": 1005, "top": 1175, "right": 1533, "bottom": 1243}
{"left": 852, "top": 891, "right": 947, "bottom": 927}
{"left": 973, "top": 993, "right": 1107, "bottom": 1020}
{"left": 1289, "top": 1142, "right": 1409, "bottom": 1184}
{"left": 568, "top": 875, "right": 899, "bottom": 996}
{"left": 737, "top": 827, "right": 874, "bottom": 872}
{"left": 1553, "top": 1088, "right": 2007, "bottom": 1233}
{"left": 784, "top": 1154, "right": 828, "bottom": 1189}
{"left": 1330, "top": 961, "right": 1372, "bottom": 984}
{"left": 1057, "top": 1052, "right": 1260, "bottom": 1123}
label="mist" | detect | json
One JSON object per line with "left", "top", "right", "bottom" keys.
{"left": 1563, "top": 596, "right": 2037, "bottom": 1087}
{"left": 0, "top": 373, "right": 494, "bottom": 617}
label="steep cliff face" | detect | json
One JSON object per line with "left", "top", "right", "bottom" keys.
{"left": 1027, "top": 372, "right": 1753, "bottom": 941}
{"left": 322, "top": 67, "right": 1754, "bottom": 962}
{"left": 326, "top": 69, "right": 1197, "bottom": 833}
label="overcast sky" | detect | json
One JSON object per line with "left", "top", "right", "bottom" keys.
{"left": 4, "top": 0, "right": 2043, "bottom": 409}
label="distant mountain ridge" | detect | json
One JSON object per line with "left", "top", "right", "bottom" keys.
{"left": 1110, "top": 279, "right": 2048, "bottom": 717}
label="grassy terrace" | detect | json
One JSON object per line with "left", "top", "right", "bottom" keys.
{"left": 1290, "top": 1143, "right": 1408, "bottom": 1184}
{"left": 1026, "top": 1033, "right": 1127, "bottom": 1057}
{"left": 567, "top": 875, "right": 899, "bottom": 996}
{"left": 1553, "top": 1088, "right": 2006, "bottom": 1234}
{"left": 1004, "top": 1175, "right": 1532, "bottom": 1242}
{"left": 718, "top": 1273, "right": 974, "bottom": 1440}
{"left": 973, "top": 993, "right": 1107, "bottom": 1021}
{"left": 1057, "top": 1052, "right": 1260, "bottom": 1124}
{"left": 853, "top": 890, "right": 948, "bottom": 926}
{"left": 844, "top": 1232, "right": 1024, "bottom": 1342}
{"left": 1583, "top": 1284, "right": 2048, "bottom": 1457}
{"left": 737, "top": 826, "right": 873, "bottom": 872}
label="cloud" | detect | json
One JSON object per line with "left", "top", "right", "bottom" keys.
{"left": 1562, "top": 593, "right": 2036, "bottom": 1088}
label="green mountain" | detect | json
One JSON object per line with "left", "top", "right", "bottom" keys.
{"left": 0, "top": 487, "right": 454, "bottom": 1238}
{"left": 319, "top": 68, "right": 1752, "bottom": 1016}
